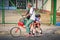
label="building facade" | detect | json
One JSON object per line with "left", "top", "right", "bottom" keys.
{"left": 0, "top": 0, "right": 37, "bottom": 9}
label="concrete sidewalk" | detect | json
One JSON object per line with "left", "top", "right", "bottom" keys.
{"left": 0, "top": 24, "right": 60, "bottom": 36}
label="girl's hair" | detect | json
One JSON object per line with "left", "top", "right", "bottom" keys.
{"left": 35, "top": 14, "right": 41, "bottom": 17}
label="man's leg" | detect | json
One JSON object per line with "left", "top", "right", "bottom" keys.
{"left": 23, "top": 18, "right": 28, "bottom": 25}
{"left": 25, "top": 19, "right": 34, "bottom": 33}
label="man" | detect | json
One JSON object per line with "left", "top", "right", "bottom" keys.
{"left": 25, "top": 3, "right": 35, "bottom": 36}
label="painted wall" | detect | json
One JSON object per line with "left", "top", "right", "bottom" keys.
{"left": 43, "top": 0, "right": 51, "bottom": 11}
{"left": 57, "top": 0, "right": 60, "bottom": 12}
{"left": 33, "top": 0, "right": 42, "bottom": 9}
{"left": 36, "top": 0, "right": 60, "bottom": 12}
{"left": 0, "top": 0, "right": 9, "bottom": 9}
{"left": 0, "top": 0, "right": 16, "bottom": 10}
{"left": 0, "top": 0, "right": 60, "bottom": 11}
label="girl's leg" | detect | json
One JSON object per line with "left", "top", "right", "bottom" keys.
{"left": 30, "top": 23, "right": 34, "bottom": 33}
{"left": 37, "top": 23, "right": 41, "bottom": 33}
{"left": 32, "top": 23, "right": 36, "bottom": 35}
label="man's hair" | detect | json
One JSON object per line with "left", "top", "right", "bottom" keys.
{"left": 28, "top": 3, "right": 32, "bottom": 7}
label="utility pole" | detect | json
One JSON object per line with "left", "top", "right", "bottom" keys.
{"left": 53, "top": 0, "right": 57, "bottom": 25}
{"left": 2, "top": 0, "right": 5, "bottom": 24}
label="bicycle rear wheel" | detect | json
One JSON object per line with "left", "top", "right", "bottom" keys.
{"left": 10, "top": 27, "right": 21, "bottom": 38}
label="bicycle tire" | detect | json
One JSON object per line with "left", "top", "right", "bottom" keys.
{"left": 40, "top": 28, "right": 42, "bottom": 34}
{"left": 10, "top": 27, "right": 21, "bottom": 38}
{"left": 31, "top": 28, "right": 42, "bottom": 36}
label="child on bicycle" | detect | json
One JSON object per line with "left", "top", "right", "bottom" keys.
{"left": 30, "top": 14, "right": 41, "bottom": 35}
{"left": 34, "top": 14, "right": 41, "bottom": 28}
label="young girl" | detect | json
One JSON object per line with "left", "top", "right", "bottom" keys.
{"left": 30, "top": 14, "right": 41, "bottom": 35}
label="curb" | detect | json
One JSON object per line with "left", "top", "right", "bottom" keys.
{"left": 0, "top": 31, "right": 9, "bottom": 35}
{"left": 54, "top": 30, "right": 60, "bottom": 34}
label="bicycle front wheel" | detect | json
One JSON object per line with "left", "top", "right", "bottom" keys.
{"left": 10, "top": 27, "right": 21, "bottom": 38}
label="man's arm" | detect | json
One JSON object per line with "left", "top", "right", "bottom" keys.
{"left": 22, "top": 11, "right": 27, "bottom": 16}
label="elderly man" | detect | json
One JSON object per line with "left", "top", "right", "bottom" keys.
{"left": 24, "top": 3, "right": 36, "bottom": 36}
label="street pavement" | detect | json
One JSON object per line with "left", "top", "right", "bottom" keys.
{"left": 0, "top": 32, "right": 60, "bottom": 40}
{"left": 0, "top": 24, "right": 60, "bottom": 40}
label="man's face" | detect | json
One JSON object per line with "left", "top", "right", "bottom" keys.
{"left": 27, "top": 4, "right": 30, "bottom": 8}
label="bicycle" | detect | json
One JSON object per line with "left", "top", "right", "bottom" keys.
{"left": 10, "top": 15, "right": 42, "bottom": 38}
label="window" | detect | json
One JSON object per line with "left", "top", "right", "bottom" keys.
{"left": 17, "top": 0, "right": 26, "bottom": 9}
{"left": 9, "top": 0, "right": 16, "bottom": 7}
{"left": 34, "top": 0, "right": 36, "bottom": 3}
{"left": 0, "top": 0, "right": 2, "bottom": 6}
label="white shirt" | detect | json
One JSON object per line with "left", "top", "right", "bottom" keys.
{"left": 29, "top": 7, "right": 35, "bottom": 20}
